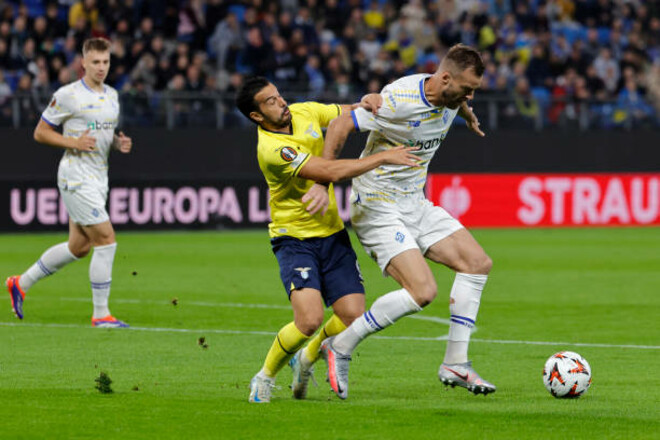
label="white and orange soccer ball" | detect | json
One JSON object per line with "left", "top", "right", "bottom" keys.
{"left": 542, "top": 351, "right": 592, "bottom": 398}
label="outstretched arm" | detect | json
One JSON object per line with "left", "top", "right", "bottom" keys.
{"left": 298, "top": 145, "right": 419, "bottom": 183}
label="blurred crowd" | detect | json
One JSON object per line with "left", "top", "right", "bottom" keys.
{"left": 0, "top": 0, "right": 658, "bottom": 128}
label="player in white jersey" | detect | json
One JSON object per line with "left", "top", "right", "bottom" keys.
{"left": 319, "top": 44, "right": 497, "bottom": 398}
{"left": 6, "top": 38, "right": 131, "bottom": 328}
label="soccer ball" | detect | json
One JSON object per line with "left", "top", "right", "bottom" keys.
{"left": 542, "top": 351, "right": 592, "bottom": 398}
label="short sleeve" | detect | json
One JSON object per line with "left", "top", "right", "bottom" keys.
{"left": 263, "top": 145, "right": 311, "bottom": 179}
{"left": 41, "top": 89, "right": 77, "bottom": 127}
{"left": 351, "top": 88, "right": 415, "bottom": 132}
{"left": 296, "top": 102, "right": 341, "bottom": 128}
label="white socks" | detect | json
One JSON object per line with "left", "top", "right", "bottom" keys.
{"left": 19, "top": 242, "right": 78, "bottom": 292}
{"left": 332, "top": 289, "right": 422, "bottom": 355}
{"left": 443, "top": 273, "right": 487, "bottom": 365}
{"left": 90, "top": 243, "right": 117, "bottom": 319}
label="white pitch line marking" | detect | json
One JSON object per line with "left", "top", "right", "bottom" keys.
{"left": 1, "top": 322, "right": 657, "bottom": 350}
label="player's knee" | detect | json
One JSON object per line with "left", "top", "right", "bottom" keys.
{"left": 461, "top": 253, "right": 492, "bottom": 275}
{"left": 409, "top": 281, "right": 437, "bottom": 307}
{"left": 337, "top": 308, "right": 363, "bottom": 326}
{"left": 70, "top": 242, "right": 91, "bottom": 258}
{"left": 296, "top": 314, "right": 324, "bottom": 336}
{"left": 472, "top": 254, "right": 492, "bottom": 274}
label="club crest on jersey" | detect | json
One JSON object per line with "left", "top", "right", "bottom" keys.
{"left": 442, "top": 110, "right": 450, "bottom": 124}
{"left": 294, "top": 267, "right": 312, "bottom": 280}
{"left": 280, "top": 146, "right": 298, "bottom": 162}
{"left": 305, "top": 123, "right": 320, "bottom": 139}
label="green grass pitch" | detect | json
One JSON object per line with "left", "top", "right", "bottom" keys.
{"left": 1, "top": 227, "right": 659, "bottom": 439}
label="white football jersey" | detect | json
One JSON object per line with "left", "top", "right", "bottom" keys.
{"left": 351, "top": 73, "right": 458, "bottom": 202}
{"left": 41, "top": 79, "right": 119, "bottom": 189}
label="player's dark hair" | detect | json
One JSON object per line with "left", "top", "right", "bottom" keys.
{"left": 444, "top": 44, "right": 485, "bottom": 76}
{"left": 235, "top": 76, "right": 270, "bottom": 124}
{"left": 82, "top": 37, "right": 111, "bottom": 55}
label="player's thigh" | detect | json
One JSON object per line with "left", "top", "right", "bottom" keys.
{"left": 60, "top": 184, "right": 110, "bottom": 230}
{"left": 271, "top": 236, "right": 323, "bottom": 300}
{"left": 319, "top": 229, "right": 365, "bottom": 309}
{"left": 385, "top": 248, "right": 437, "bottom": 306}
{"left": 424, "top": 228, "right": 492, "bottom": 274}
{"left": 414, "top": 202, "right": 464, "bottom": 257}
{"left": 351, "top": 202, "right": 419, "bottom": 275}
{"left": 330, "top": 293, "right": 365, "bottom": 326}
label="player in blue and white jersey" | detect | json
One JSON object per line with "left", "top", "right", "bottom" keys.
{"left": 6, "top": 38, "right": 131, "bottom": 328}
{"left": 320, "top": 44, "right": 497, "bottom": 397}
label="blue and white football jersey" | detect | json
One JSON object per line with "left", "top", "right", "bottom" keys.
{"left": 350, "top": 74, "right": 458, "bottom": 201}
{"left": 41, "top": 79, "right": 119, "bottom": 189}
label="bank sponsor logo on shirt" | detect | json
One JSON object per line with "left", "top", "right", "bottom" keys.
{"left": 87, "top": 120, "right": 117, "bottom": 131}
{"left": 280, "top": 146, "right": 298, "bottom": 162}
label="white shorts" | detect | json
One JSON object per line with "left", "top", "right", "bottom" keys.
{"left": 350, "top": 189, "right": 464, "bottom": 275}
{"left": 59, "top": 183, "right": 109, "bottom": 226}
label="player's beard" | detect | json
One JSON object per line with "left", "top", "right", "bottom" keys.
{"left": 441, "top": 89, "right": 464, "bottom": 109}
{"left": 264, "top": 107, "right": 292, "bottom": 129}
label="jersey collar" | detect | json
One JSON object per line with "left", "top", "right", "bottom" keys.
{"left": 419, "top": 76, "right": 433, "bottom": 108}
{"left": 81, "top": 78, "right": 107, "bottom": 94}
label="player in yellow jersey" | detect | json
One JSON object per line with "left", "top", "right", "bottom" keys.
{"left": 236, "top": 76, "right": 419, "bottom": 403}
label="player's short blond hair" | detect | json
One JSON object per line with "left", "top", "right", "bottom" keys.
{"left": 82, "top": 38, "right": 111, "bottom": 55}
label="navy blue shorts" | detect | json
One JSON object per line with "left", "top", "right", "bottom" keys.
{"left": 271, "top": 229, "right": 365, "bottom": 307}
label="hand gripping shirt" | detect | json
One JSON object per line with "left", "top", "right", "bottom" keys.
{"left": 41, "top": 79, "right": 120, "bottom": 190}
{"left": 350, "top": 73, "right": 459, "bottom": 203}
{"left": 257, "top": 102, "right": 344, "bottom": 239}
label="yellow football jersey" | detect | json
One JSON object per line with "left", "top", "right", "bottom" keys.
{"left": 257, "top": 102, "right": 344, "bottom": 239}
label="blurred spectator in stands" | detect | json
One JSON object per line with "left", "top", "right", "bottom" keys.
{"left": 136, "top": 17, "right": 155, "bottom": 47}
{"left": 32, "top": 67, "right": 51, "bottom": 106}
{"left": 68, "top": 0, "right": 98, "bottom": 30}
{"left": 130, "top": 53, "right": 157, "bottom": 91}
{"left": 240, "top": 27, "right": 269, "bottom": 76}
{"left": 155, "top": 55, "right": 173, "bottom": 90}
{"left": 15, "top": 72, "right": 39, "bottom": 124}
{"left": 615, "top": 76, "right": 654, "bottom": 126}
{"left": 204, "top": 0, "right": 227, "bottom": 40}
{"left": 302, "top": 54, "right": 325, "bottom": 98}
{"left": 593, "top": 47, "right": 620, "bottom": 93}
{"left": 323, "top": 0, "right": 348, "bottom": 37}
{"left": 123, "top": 78, "right": 152, "bottom": 126}
{"left": 148, "top": 34, "right": 167, "bottom": 61}
{"left": 178, "top": 0, "right": 205, "bottom": 51}
{"left": 526, "top": 44, "right": 552, "bottom": 88}
{"left": 31, "top": 16, "right": 49, "bottom": 51}
{"left": 209, "top": 12, "right": 243, "bottom": 72}
{"left": 294, "top": 7, "right": 319, "bottom": 50}
{"left": 488, "top": 0, "right": 512, "bottom": 20}
{"left": 266, "top": 34, "right": 296, "bottom": 85}
{"left": 46, "top": 1, "right": 67, "bottom": 38}
{"left": 511, "top": 76, "right": 539, "bottom": 122}
{"left": 359, "top": 30, "right": 381, "bottom": 66}
{"left": 259, "top": 11, "right": 278, "bottom": 44}
{"left": 0, "top": 69, "right": 11, "bottom": 103}
{"left": 566, "top": 40, "right": 591, "bottom": 76}
{"left": 364, "top": 0, "right": 385, "bottom": 33}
